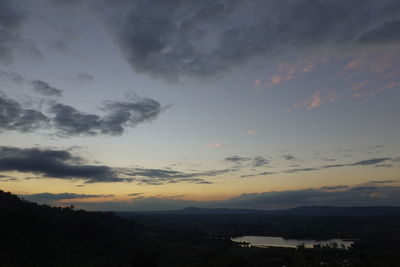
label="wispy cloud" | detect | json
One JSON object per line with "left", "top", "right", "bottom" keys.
{"left": 291, "top": 90, "right": 337, "bottom": 111}
{"left": 224, "top": 155, "right": 269, "bottom": 168}
{"left": 224, "top": 156, "right": 251, "bottom": 163}
{"left": 284, "top": 157, "right": 397, "bottom": 174}
{"left": 124, "top": 167, "right": 233, "bottom": 185}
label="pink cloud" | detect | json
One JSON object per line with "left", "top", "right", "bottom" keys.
{"left": 206, "top": 142, "right": 222, "bottom": 148}
{"left": 254, "top": 62, "right": 318, "bottom": 89}
{"left": 307, "top": 91, "right": 322, "bottom": 110}
{"left": 254, "top": 79, "right": 262, "bottom": 87}
{"left": 292, "top": 90, "right": 338, "bottom": 111}
{"left": 352, "top": 82, "right": 400, "bottom": 98}
{"left": 349, "top": 80, "right": 369, "bottom": 91}
{"left": 344, "top": 60, "right": 363, "bottom": 70}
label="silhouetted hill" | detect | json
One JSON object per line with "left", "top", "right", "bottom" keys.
{"left": 0, "top": 190, "right": 143, "bottom": 266}
{"left": 119, "top": 205, "right": 400, "bottom": 216}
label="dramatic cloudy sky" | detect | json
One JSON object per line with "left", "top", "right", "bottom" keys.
{"left": 1, "top": 0, "right": 400, "bottom": 210}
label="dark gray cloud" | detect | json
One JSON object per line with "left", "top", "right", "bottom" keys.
{"left": 127, "top": 193, "right": 143, "bottom": 197}
{"left": 224, "top": 155, "right": 251, "bottom": 163}
{"left": 374, "top": 164, "right": 394, "bottom": 168}
{"left": 21, "top": 192, "right": 112, "bottom": 203}
{"left": 240, "top": 171, "right": 274, "bottom": 178}
{"left": 282, "top": 154, "right": 297, "bottom": 161}
{"left": 0, "top": 146, "right": 127, "bottom": 183}
{"left": 100, "top": 98, "right": 165, "bottom": 135}
{"left": 258, "top": 171, "right": 274, "bottom": 176}
{"left": 31, "top": 80, "right": 63, "bottom": 97}
{"left": 285, "top": 157, "right": 396, "bottom": 174}
{"left": 224, "top": 155, "right": 269, "bottom": 168}
{"left": 0, "top": 0, "right": 41, "bottom": 64}
{"left": 321, "top": 164, "right": 347, "bottom": 169}
{"left": 285, "top": 167, "right": 319, "bottom": 173}
{"left": 320, "top": 185, "right": 349, "bottom": 191}
{"left": 50, "top": 98, "right": 166, "bottom": 136}
{"left": 0, "top": 71, "right": 24, "bottom": 84}
{"left": 252, "top": 156, "right": 269, "bottom": 167}
{"left": 349, "top": 185, "right": 379, "bottom": 191}
{"left": 0, "top": 91, "right": 167, "bottom": 136}
{"left": 239, "top": 174, "right": 256, "bottom": 178}
{"left": 0, "top": 0, "right": 24, "bottom": 63}
{"left": 104, "top": 0, "right": 400, "bottom": 80}
{"left": 0, "top": 91, "right": 50, "bottom": 132}
{"left": 124, "top": 167, "right": 232, "bottom": 185}
{"left": 50, "top": 103, "right": 102, "bottom": 136}
{"left": 0, "top": 146, "right": 230, "bottom": 185}
{"left": 230, "top": 156, "right": 397, "bottom": 178}
{"left": 350, "top": 158, "right": 392, "bottom": 166}
{"left": 195, "top": 181, "right": 213, "bottom": 184}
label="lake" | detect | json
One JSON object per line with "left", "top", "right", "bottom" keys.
{"left": 231, "top": 236, "right": 354, "bottom": 249}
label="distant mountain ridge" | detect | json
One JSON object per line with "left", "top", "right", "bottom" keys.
{"left": 119, "top": 205, "right": 400, "bottom": 217}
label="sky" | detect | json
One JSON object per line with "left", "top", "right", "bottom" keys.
{"left": 0, "top": 0, "right": 400, "bottom": 210}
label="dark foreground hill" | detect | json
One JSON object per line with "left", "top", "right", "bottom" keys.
{"left": 0, "top": 190, "right": 145, "bottom": 266}
{"left": 2, "top": 189, "right": 400, "bottom": 267}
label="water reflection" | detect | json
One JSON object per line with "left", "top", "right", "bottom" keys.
{"left": 232, "top": 236, "right": 354, "bottom": 249}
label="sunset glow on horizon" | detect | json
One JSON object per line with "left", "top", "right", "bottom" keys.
{"left": 0, "top": 0, "right": 399, "bottom": 210}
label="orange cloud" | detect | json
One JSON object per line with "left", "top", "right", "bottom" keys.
{"left": 254, "top": 79, "right": 262, "bottom": 87}
{"left": 307, "top": 91, "right": 322, "bottom": 110}
{"left": 247, "top": 130, "right": 256, "bottom": 135}
{"left": 271, "top": 74, "right": 285, "bottom": 85}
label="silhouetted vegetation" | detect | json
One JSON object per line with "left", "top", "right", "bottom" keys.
{"left": 1, "top": 189, "right": 400, "bottom": 266}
